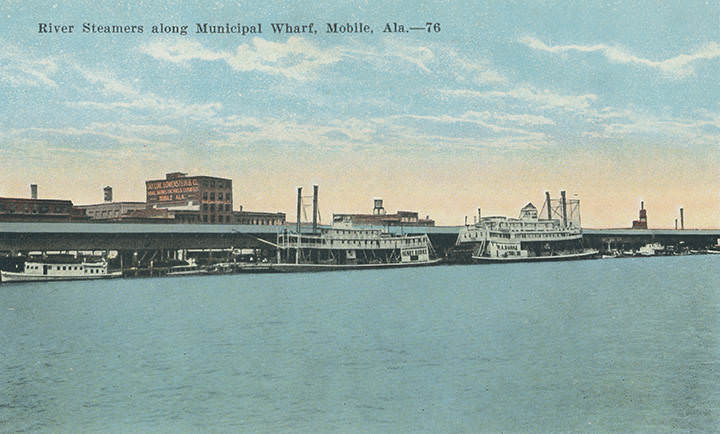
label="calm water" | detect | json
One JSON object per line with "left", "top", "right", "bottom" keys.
{"left": 1, "top": 256, "right": 719, "bottom": 432}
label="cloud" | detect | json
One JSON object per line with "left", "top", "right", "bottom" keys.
{"left": 441, "top": 86, "right": 598, "bottom": 112}
{"left": 15, "top": 124, "right": 176, "bottom": 147}
{"left": 519, "top": 36, "right": 720, "bottom": 78}
{"left": 0, "top": 42, "right": 58, "bottom": 88}
{"left": 583, "top": 110, "right": 720, "bottom": 146}
{"left": 140, "top": 37, "right": 343, "bottom": 80}
{"left": 449, "top": 52, "right": 508, "bottom": 85}
{"left": 139, "top": 39, "right": 227, "bottom": 63}
{"left": 139, "top": 37, "right": 508, "bottom": 86}
{"left": 70, "top": 68, "right": 222, "bottom": 121}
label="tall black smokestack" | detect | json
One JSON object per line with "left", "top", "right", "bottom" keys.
{"left": 680, "top": 208, "right": 684, "bottom": 230}
{"left": 561, "top": 190, "right": 567, "bottom": 227}
{"left": 545, "top": 191, "right": 552, "bottom": 220}
{"left": 312, "top": 184, "right": 318, "bottom": 233}
{"left": 296, "top": 186, "right": 302, "bottom": 233}
{"left": 30, "top": 184, "right": 38, "bottom": 199}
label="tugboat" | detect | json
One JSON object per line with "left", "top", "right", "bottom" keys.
{"left": 456, "top": 191, "right": 598, "bottom": 263}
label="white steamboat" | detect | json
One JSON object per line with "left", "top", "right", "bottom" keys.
{"left": 457, "top": 191, "right": 598, "bottom": 263}
{"left": 273, "top": 217, "right": 442, "bottom": 271}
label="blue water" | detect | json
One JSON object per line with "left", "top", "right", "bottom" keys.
{"left": 1, "top": 256, "right": 719, "bottom": 432}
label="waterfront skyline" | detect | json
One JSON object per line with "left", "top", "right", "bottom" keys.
{"left": 1, "top": 1, "right": 719, "bottom": 228}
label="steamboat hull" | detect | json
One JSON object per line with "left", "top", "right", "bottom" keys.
{"left": 471, "top": 249, "right": 598, "bottom": 263}
{"left": 1, "top": 271, "right": 122, "bottom": 283}
{"left": 269, "top": 258, "right": 443, "bottom": 273}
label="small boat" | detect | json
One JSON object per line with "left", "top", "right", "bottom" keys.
{"left": 166, "top": 264, "right": 209, "bottom": 276}
{"left": 1, "top": 259, "right": 121, "bottom": 283}
{"left": 638, "top": 243, "right": 664, "bottom": 256}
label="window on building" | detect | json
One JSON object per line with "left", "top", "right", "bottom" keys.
{"left": 210, "top": 204, "right": 215, "bottom": 211}
{"left": 210, "top": 192, "right": 215, "bottom": 200}
{"left": 210, "top": 215, "right": 216, "bottom": 223}
{"left": 203, "top": 215, "right": 208, "bottom": 222}
{"left": 203, "top": 204, "right": 208, "bottom": 211}
{"left": 202, "top": 192, "right": 208, "bottom": 200}
{"left": 218, "top": 192, "right": 223, "bottom": 200}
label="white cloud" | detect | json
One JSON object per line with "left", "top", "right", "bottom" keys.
{"left": 0, "top": 43, "right": 58, "bottom": 88}
{"left": 583, "top": 110, "right": 720, "bottom": 146}
{"left": 71, "top": 68, "right": 222, "bottom": 121}
{"left": 519, "top": 36, "right": 720, "bottom": 78}
{"left": 140, "top": 37, "right": 343, "bottom": 80}
{"left": 16, "top": 125, "right": 176, "bottom": 147}
{"left": 139, "top": 39, "right": 227, "bottom": 63}
{"left": 139, "top": 37, "right": 507, "bottom": 86}
{"left": 441, "top": 86, "right": 598, "bottom": 112}
{"left": 449, "top": 53, "right": 508, "bottom": 85}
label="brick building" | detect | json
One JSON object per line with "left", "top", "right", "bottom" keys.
{"left": 234, "top": 209, "right": 285, "bottom": 225}
{"left": 333, "top": 198, "right": 435, "bottom": 227}
{"left": 146, "top": 172, "right": 233, "bottom": 224}
{"left": 0, "top": 197, "right": 88, "bottom": 222}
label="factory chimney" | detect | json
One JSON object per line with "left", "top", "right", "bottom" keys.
{"left": 560, "top": 190, "right": 567, "bottom": 227}
{"left": 30, "top": 184, "right": 38, "bottom": 199}
{"left": 680, "top": 208, "right": 684, "bottom": 230}
{"left": 478, "top": 208, "right": 481, "bottom": 221}
{"left": 312, "top": 184, "right": 318, "bottom": 233}
{"left": 296, "top": 186, "right": 302, "bottom": 233}
{"left": 104, "top": 186, "right": 113, "bottom": 203}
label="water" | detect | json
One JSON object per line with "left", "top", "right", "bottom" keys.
{"left": 1, "top": 256, "right": 719, "bottom": 432}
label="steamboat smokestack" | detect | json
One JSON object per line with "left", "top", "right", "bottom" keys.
{"left": 296, "top": 186, "right": 302, "bottom": 233}
{"left": 30, "top": 184, "right": 37, "bottom": 199}
{"left": 104, "top": 186, "right": 113, "bottom": 203}
{"left": 312, "top": 184, "right": 318, "bottom": 233}
{"left": 478, "top": 208, "right": 481, "bottom": 221}
{"left": 545, "top": 191, "right": 552, "bottom": 220}
{"left": 680, "top": 207, "right": 684, "bottom": 230}
{"left": 560, "top": 190, "right": 567, "bottom": 227}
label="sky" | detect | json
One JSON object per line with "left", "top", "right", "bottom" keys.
{"left": 1, "top": 1, "right": 719, "bottom": 228}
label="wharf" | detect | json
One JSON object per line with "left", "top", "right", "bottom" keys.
{"left": 0, "top": 222, "right": 718, "bottom": 258}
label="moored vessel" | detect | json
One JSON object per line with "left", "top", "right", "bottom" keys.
{"left": 271, "top": 216, "right": 442, "bottom": 272}
{"left": 457, "top": 191, "right": 598, "bottom": 263}
{"left": 1, "top": 258, "right": 121, "bottom": 283}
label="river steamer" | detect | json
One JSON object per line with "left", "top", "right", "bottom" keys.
{"left": 1, "top": 259, "right": 121, "bottom": 283}
{"left": 271, "top": 218, "right": 442, "bottom": 272}
{"left": 457, "top": 191, "right": 598, "bottom": 263}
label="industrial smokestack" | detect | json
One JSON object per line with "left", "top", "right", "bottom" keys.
{"left": 680, "top": 208, "right": 684, "bottom": 230}
{"left": 312, "top": 184, "right": 318, "bottom": 233}
{"left": 104, "top": 186, "right": 113, "bottom": 203}
{"left": 296, "top": 186, "right": 302, "bottom": 233}
{"left": 478, "top": 208, "right": 481, "bottom": 221}
{"left": 560, "top": 190, "right": 567, "bottom": 227}
{"left": 641, "top": 201, "right": 644, "bottom": 210}
{"left": 30, "top": 184, "right": 38, "bottom": 199}
{"left": 545, "top": 191, "right": 552, "bottom": 220}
